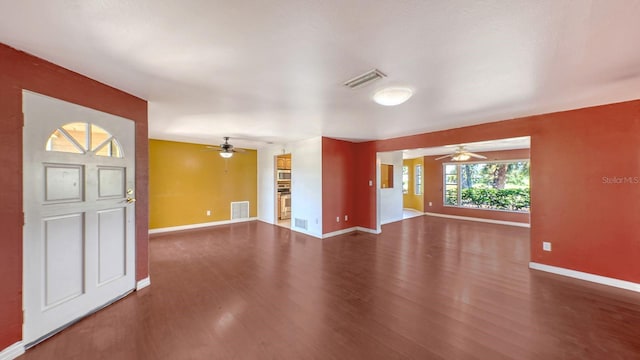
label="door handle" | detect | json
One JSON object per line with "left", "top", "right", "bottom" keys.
{"left": 126, "top": 197, "right": 136, "bottom": 203}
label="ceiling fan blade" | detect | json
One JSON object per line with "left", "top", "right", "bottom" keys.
{"left": 467, "top": 152, "right": 487, "bottom": 159}
{"left": 435, "top": 154, "right": 452, "bottom": 160}
{"left": 233, "top": 148, "right": 246, "bottom": 153}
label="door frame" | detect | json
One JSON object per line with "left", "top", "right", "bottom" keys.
{"left": 21, "top": 90, "right": 137, "bottom": 347}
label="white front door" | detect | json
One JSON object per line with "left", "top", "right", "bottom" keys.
{"left": 22, "top": 91, "right": 136, "bottom": 345}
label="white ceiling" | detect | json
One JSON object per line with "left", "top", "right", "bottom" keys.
{"left": 2, "top": 1, "right": 640, "bottom": 149}
{"left": 401, "top": 136, "right": 530, "bottom": 159}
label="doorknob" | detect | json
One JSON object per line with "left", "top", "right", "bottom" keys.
{"left": 126, "top": 197, "right": 136, "bottom": 203}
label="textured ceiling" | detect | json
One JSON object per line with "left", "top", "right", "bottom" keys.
{"left": 1, "top": 1, "right": 640, "bottom": 149}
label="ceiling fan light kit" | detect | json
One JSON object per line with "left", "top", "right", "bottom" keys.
{"left": 451, "top": 153, "right": 471, "bottom": 161}
{"left": 205, "top": 137, "right": 246, "bottom": 158}
{"left": 435, "top": 145, "right": 488, "bottom": 162}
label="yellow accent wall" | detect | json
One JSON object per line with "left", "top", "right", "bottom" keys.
{"left": 402, "top": 157, "right": 424, "bottom": 212}
{"left": 149, "top": 139, "right": 257, "bottom": 229}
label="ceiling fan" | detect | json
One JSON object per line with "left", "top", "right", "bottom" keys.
{"left": 205, "top": 137, "right": 246, "bottom": 158}
{"left": 435, "top": 146, "right": 487, "bottom": 161}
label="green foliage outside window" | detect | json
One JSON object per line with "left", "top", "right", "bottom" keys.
{"left": 444, "top": 161, "right": 530, "bottom": 212}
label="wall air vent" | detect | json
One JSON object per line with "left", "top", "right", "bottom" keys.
{"left": 343, "top": 69, "right": 387, "bottom": 89}
{"left": 294, "top": 218, "right": 308, "bottom": 230}
{"left": 231, "top": 201, "right": 250, "bottom": 220}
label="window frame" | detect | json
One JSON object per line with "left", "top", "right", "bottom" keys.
{"left": 443, "top": 164, "right": 459, "bottom": 206}
{"left": 442, "top": 159, "right": 530, "bottom": 213}
{"left": 402, "top": 165, "right": 409, "bottom": 194}
{"left": 414, "top": 164, "right": 422, "bottom": 195}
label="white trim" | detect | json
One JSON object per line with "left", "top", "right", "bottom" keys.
{"left": 0, "top": 342, "right": 25, "bottom": 360}
{"left": 424, "top": 212, "right": 530, "bottom": 228}
{"left": 136, "top": 277, "right": 151, "bottom": 291}
{"left": 529, "top": 262, "right": 640, "bottom": 293}
{"left": 289, "top": 226, "right": 322, "bottom": 239}
{"left": 381, "top": 218, "right": 404, "bottom": 225}
{"left": 149, "top": 217, "right": 258, "bottom": 234}
{"left": 402, "top": 208, "right": 425, "bottom": 220}
{"left": 322, "top": 227, "right": 357, "bottom": 239}
{"left": 356, "top": 226, "right": 381, "bottom": 234}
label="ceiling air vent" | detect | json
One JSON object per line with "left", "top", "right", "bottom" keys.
{"left": 343, "top": 69, "right": 387, "bottom": 89}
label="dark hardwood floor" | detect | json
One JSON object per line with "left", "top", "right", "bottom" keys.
{"left": 19, "top": 217, "right": 640, "bottom": 359}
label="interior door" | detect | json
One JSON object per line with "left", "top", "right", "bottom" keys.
{"left": 22, "top": 91, "right": 136, "bottom": 345}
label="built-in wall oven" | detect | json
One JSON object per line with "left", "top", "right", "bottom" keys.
{"left": 279, "top": 192, "right": 291, "bottom": 220}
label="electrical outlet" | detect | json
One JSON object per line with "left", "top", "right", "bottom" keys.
{"left": 345, "top": 215, "right": 348, "bottom": 221}
{"left": 368, "top": 180, "right": 373, "bottom": 186}
{"left": 543, "top": 242, "right": 552, "bottom": 251}
{"left": 206, "top": 210, "right": 211, "bottom": 216}
{"left": 336, "top": 216, "right": 340, "bottom": 223}
{"left": 428, "top": 202, "right": 432, "bottom": 207}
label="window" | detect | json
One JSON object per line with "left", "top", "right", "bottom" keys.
{"left": 444, "top": 164, "right": 458, "bottom": 205}
{"left": 415, "top": 164, "right": 422, "bottom": 195}
{"left": 443, "top": 160, "right": 530, "bottom": 212}
{"left": 402, "top": 166, "right": 409, "bottom": 194}
{"left": 46, "top": 122, "right": 123, "bottom": 158}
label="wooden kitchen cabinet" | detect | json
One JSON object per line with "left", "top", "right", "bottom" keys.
{"left": 276, "top": 156, "right": 292, "bottom": 169}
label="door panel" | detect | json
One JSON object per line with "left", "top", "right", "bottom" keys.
{"left": 23, "top": 90, "right": 136, "bottom": 345}
{"left": 44, "top": 165, "right": 84, "bottom": 202}
{"left": 44, "top": 214, "right": 85, "bottom": 307}
{"left": 97, "top": 208, "right": 126, "bottom": 285}
{"left": 98, "top": 167, "right": 125, "bottom": 198}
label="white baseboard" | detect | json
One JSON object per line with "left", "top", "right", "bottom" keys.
{"left": 149, "top": 217, "right": 258, "bottom": 234}
{"left": 529, "top": 262, "right": 640, "bottom": 293}
{"left": 424, "top": 212, "right": 530, "bottom": 228}
{"left": 322, "top": 227, "right": 358, "bottom": 239}
{"left": 289, "top": 226, "right": 322, "bottom": 239}
{"left": 136, "top": 277, "right": 151, "bottom": 291}
{"left": 356, "top": 226, "right": 381, "bottom": 234}
{"left": 0, "top": 342, "right": 25, "bottom": 360}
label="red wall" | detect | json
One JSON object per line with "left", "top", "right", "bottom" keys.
{"left": 0, "top": 43, "right": 148, "bottom": 349}
{"left": 322, "top": 137, "right": 356, "bottom": 234}
{"left": 354, "top": 100, "right": 640, "bottom": 284}
{"left": 353, "top": 141, "right": 378, "bottom": 231}
{"left": 423, "top": 148, "right": 530, "bottom": 223}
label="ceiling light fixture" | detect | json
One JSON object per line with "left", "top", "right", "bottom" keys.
{"left": 219, "top": 151, "right": 233, "bottom": 159}
{"left": 373, "top": 87, "right": 413, "bottom": 106}
{"left": 451, "top": 153, "right": 471, "bottom": 161}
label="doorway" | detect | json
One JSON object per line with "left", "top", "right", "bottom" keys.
{"left": 275, "top": 154, "right": 291, "bottom": 227}
{"left": 22, "top": 91, "right": 136, "bottom": 346}
{"left": 376, "top": 137, "right": 531, "bottom": 231}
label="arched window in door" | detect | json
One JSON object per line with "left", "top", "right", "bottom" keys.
{"left": 45, "top": 122, "right": 123, "bottom": 158}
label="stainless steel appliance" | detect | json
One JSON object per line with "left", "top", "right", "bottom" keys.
{"left": 277, "top": 169, "right": 291, "bottom": 181}
{"left": 279, "top": 192, "right": 291, "bottom": 220}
